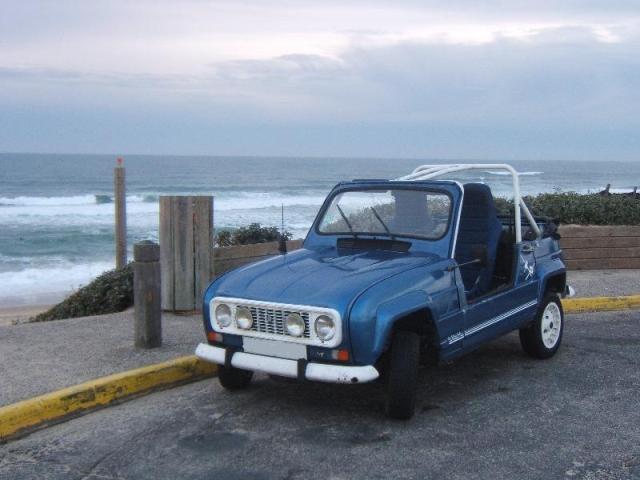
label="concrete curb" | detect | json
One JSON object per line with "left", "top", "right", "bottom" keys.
{"left": 0, "top": 355, "right": 216, "bottom": 442}
{"left": 562, "top": 295, "right": 640, "bottom": 314}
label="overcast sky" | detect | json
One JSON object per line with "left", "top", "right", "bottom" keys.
{"left": 1, "top": 1, "right": 638, "bottom": 160}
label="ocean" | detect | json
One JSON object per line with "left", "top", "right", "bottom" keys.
{"left": 1, "top": 154, "right": 639, "bottom": 307}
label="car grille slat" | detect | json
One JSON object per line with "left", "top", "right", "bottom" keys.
{"left": 246, "top": 306, "right": 310, "bottom": 338}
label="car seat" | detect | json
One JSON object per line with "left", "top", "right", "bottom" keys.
{"left": 455, "top": 183, "right": 502, "bottom": 299}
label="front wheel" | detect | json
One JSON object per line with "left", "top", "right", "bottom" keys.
{"left": 386, "top": 330, "right": 420, "bottom": 420}
{"left": 218, "top": 365, "right": 253, "bottom": 390}
{"left": 519, "top": 294, "right": 564, "bottom": 359}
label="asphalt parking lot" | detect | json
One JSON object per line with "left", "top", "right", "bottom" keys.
{"left": 2, "top": 309, "right": 639, "bottom": 480}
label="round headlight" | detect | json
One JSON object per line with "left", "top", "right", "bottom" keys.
{"left": 285, "top": 313, "right": 305, "bottom": 337}
{"left": 235, "top": 306, "right": 253, "bottom": 330}
{"left": 215, "top": 303, "right": 232, "bottom": 328}
{"left": 314, "top": 315, "right": 335, "bottom": 341}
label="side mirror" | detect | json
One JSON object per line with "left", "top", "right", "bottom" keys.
{"left": 471, "top": 245, "right": 488, "bottom": 267}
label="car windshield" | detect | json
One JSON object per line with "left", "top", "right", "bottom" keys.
{"left": 318, "top": 188, "right": 452, "bottom": 240}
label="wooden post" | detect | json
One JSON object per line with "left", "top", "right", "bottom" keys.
{"left": 114, "top": 157, "right": 127, "bottom": 269}
{"left": 134, "top": 241, "right": 161, "bottom": 348}
{"left": 159, "top": 196, "right": 214, "bottom": 312}
{"left": 159, "top": 197, "right": 174, "bottom": 311}
{"left": 173, "top": 197, "right": 195, "bottom": 310}
{"left": 193, "top": 196, "right": 214, "bottom": 310}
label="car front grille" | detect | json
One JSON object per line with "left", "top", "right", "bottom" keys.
{"left": 245, "top": 306, "right": 311, "bottom": 338}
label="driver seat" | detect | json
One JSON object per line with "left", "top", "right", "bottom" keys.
{"left": 455, "top": 183, "right": 502, "bottom": 299}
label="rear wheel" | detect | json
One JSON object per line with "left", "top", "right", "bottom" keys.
{"left": 519, "top": 294, "right": 564, "bottom": 359}
{"left": 386, "top": 330, "right": 420, "bottom": 420}
{"left": 218, "top": 365, "right": 253, "bottom": 390}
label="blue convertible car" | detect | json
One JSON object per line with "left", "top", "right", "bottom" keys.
{"left": 196, "top": 164, "right": 571, "bottom": 419}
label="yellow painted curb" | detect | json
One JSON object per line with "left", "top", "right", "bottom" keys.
{"left": 562, "top": 295, "right": 640, "bottom": 314}
{"left": 0, "top": 355, "right": 216, "bottom": 442}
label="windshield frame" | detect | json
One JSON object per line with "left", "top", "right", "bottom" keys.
{"left": 314, "top": 184, "right": 454, "bottom": 242}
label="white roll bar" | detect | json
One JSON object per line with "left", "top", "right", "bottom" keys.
{"left": 396, "top": 164, "right": 541, "bottom": 243}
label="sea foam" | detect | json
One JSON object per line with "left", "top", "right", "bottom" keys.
{"left": 0, "top": 260, "right": 115, "bottom": 307}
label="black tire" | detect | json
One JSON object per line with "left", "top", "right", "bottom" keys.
{"left": 519, "top": 294, "right": 564, "bottom": 359}
{"left": 218, "top": 365, "right": 253, "bottom": 390}
{"left": 386, "top": 330, "right": 420, "bottom": 420}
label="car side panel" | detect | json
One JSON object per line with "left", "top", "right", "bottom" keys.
{"left": 443, "top": 242, "right": 540, "bottom": 359}
{"left": 456, "top": 282, "right": 538, "bottom": 356}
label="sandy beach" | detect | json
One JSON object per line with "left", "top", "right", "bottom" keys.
{"left": 0, "top": 305, "right": 51, "bottom": 326}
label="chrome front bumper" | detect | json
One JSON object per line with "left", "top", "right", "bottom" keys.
{"left": 195, "top": 343, "right": 379, "bottom": 384}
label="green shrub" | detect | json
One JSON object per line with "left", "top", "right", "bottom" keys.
{"left": 216, "top": 223, "right": 292, "bottom": 247}
{"left": 495, "top": 193, "right": 640, "bottom": 225}
{"left": 32, "top": 264, "right": 134, "bottom": 322}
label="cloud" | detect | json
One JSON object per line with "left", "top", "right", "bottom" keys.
{"left": 0, "top": 1, "right": 639, "bottom": 159}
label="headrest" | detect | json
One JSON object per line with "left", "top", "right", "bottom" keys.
{"left": 462, "top": 183, "right": 494, "bottom": 208}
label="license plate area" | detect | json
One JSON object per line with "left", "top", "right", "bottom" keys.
{"left": 242, "top": 337, "right": 307, "bottom": 360}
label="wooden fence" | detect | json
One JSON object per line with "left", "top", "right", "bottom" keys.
{"left": 213, "top": 226, "right": 640, "bottom": 274}
{"left": 559, "top": 225, "right": 640, "bottom": 270}
{"left": 214, "top": 239, "right": 304, "bottom": 276}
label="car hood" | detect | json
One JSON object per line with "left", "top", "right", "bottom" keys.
{"left": 214, "top": 247, "right": 442, "bottom": 314}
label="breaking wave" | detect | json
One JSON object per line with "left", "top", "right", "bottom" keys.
{"left": 0, "top": 260, "right": 115, "bottom": 307}
{"left": 0, "top": 194, "right": 161, "bottom": 207}
{"left": 0, "top": 191, "right": 326, "bottom": 209}
{"left": 485, "top": 171, "right": 543, "bottom": 176}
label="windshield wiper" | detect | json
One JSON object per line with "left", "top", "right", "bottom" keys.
{"left": 336, "top": 204, "right": 357, "bottom": 237}
{"left": 370, "top": 206, "right": 395, "bottom": 239}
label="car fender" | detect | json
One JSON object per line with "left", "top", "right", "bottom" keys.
{"left": 373, "top": 291, "right": 438, "bottom": 358}
{"left": 348, "top": 263, "right": 459, "bottom": 365}
{"left": 349, "top": 287, "right": 442, "bottom": 366}
{"left": 536, "top": 257, "right": 567, "bottom": 302}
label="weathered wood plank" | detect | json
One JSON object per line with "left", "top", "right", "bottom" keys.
{"left": 561, "top": 237, "right": 640, "bottom": 249}
{"left": 214, "top": 241, "right": 281, "bottom": 260}
{"left": 173, "top": 197, "right": 195, "bottom": 311}
{"left": 159, "top": 196, "right": 174, "bottom": 311}
{"left": 287, "top": 239, "right": 304, "bottom": 250}
{"left": 559, "top": 225, "right": 640, "bottom": 238}
{"left": 215, "top": 256, "right": 274, "bottom": 275}
{"left": 565, "top": 258, "right": 640, "bottom": 270}
{"left": 212, "top": 240, "right": 304, "bottom": 276}
{"left": 563, "top": 247, "right": 640, "bottom": 260}
{"left": 193, "top": 197, "right": 214, "bottom": 310}
{"left": 213, "top": 239, "right": 304, "bottom": 260}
